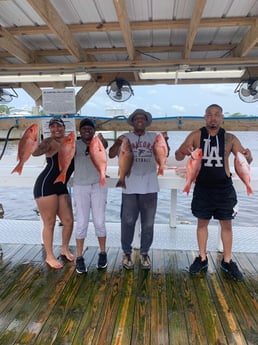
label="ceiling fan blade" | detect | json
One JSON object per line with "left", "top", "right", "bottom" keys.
{"left": 121, "top": 86, "right": 130, "bottom": 92}
{"left": 251, "top": 80, "right": 258, "bottom": 90}
{"left": 110, "top": 82, "right": 118, "bottom": 92}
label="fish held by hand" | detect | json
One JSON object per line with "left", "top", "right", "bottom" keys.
{"left": 234, "top": 151, "right": 253, "bottom": 195}
{"left": 116, "top": 136, "right": 133, "bottom": 188}
{"left": 54, "top": 131, "right": 76, "bottom": 184}
{"left": 11, "top": 123, "right": 39, "bottom": 175}
{"left": 183, "top": 148, "right": 202, "bottom": 195}
{"left": 90, "top": 135, "right": 107, "bottom": 186}
{"left": 153, "top": 133, "right": 168, "bottom": 176}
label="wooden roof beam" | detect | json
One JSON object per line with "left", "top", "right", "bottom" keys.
{"left": 0, "top": 26, "right": 35, "bottom": 63}
{"left": 27, "top": 0, "right": 86, "bottom": 62}
{"left": 76, "top": 81, "right": 100, "bottom": 112}
{"left": 183, "top": 0, "right": 207, "bottom": 59}
{"left": 0, "top": 44, "right": 239, "bottom": 59}
{"left": 6, "top": 17, "right": 257, "bottom": 36}
{"left": 1, "top": 57, "right": 257, "bottom": 72}
{"left": 21, "top": 82, "right": 42, "bottom": 105}
{"left": 234, "top": 18, "right": 258, "bottom": 57}
{"left": 113, "top": 0, "right": 135, "bottom": 60}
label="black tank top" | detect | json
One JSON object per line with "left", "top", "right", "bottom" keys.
{"left": 196, "top": 127, "right": 232, "bottom": 187}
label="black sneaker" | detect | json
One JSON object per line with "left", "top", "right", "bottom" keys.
{"left": 189, "top": 255, "right": 208, "bottom": 274}
{"left": 220, "top": 259, "right": 244, "bottom": 281}
{"left": 75, "top": 256, "right": 87, "bottom": 274}
{"left": 97, "top": 252, "right": 107, "bottom": 269}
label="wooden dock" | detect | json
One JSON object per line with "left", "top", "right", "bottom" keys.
{"left": 0, "top": 244, "right": 257, "bottom": 345}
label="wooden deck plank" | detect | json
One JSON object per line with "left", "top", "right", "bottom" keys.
{"left": 88, "top": 248, "right": 124, "bottom": 345}
{"left": 189, "top": 253, "right": 232, "bottom": 345}
{"left": 0, "top": 246, "right": 257, "bottom": 345}
{"left": 31, "top": 246, "right": 97, "bottom": 345}
{"left": 150, "top": 249, "right": 169, "bottom": 345}
{"left": 72, "top": 248, "right": 123, "bottom": 345}
{"left": 211, "top": 253, "right": 252, "bottom": 345}
{"left": 49, "top": 249, "right": 99, "bottom": 344}
{"left": 177, "top": 251, "right": 210, "bottom": 345}
{"left": 109, "top": 251, "right": 136, "bottom": 345}
{"left": 130, "top": 249, "right": 152, "bottom": 345}
{"left": 164, "top": 251, "right": 190, "bottom": 345}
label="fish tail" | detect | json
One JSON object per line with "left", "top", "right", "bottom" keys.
{"left": 54, "top": 173, "right": 66, "bottom": 184}
{"left": 183, "top": 184, "right": 190, "bottom": 195}
{"left": 99, "top": 175, "right": 106, "bottom": 186}
{"left": 247, "top": 186, "right": 254, "bottom": 195}
{"left": 116, "top": 178, "right": 126, "bottom": 188}
{"left": 157, "top": 166, "right": 164, "bottom": 176}
{"left": 11, "top": 163, "right": 23, "bottom": 175}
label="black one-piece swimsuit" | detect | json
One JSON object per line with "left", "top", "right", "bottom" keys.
{"left": 33, "top": 153, "right": 74, "bottom": 198}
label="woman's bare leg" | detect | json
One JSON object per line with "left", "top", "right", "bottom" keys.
{"left": 58, "top": 194, "right": 74, "bottom": 261}
{"left": 36, "top": 195, "right": 63, "bottom": 269}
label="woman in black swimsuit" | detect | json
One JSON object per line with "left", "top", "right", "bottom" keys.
{"left": 33, "top": 118, "right": 74, "bottom": 269}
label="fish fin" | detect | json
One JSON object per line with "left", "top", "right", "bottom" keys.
{"left": 11, "top": 163, "right": 23, "bottom": 175}
{"left": 247, "top": 186, "right": 254, "bottom": 195}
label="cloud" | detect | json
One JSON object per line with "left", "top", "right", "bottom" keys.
{"left": 200, "top": 84, "right": 235, "bottom": 97}
{"left": 171, "top": 105, "right": 185, "bottom": 113}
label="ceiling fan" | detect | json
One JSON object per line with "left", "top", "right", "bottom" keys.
{"left": 234, "top": 79, "right": 258, "bottom": 103}
{"left": 106, "top": 78, "right": 134, "bottom": 102}
{"left": 0, "top": 87, "right": 18, "bottom": 103}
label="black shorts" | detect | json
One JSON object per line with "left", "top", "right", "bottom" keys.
{"left": 33, "top": 174, "right": 69, "bottom": 198}
{"left": 191, "top": 183, "right": 237, "bottom": 220}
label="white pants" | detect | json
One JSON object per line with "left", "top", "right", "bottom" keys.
{"left": 73, "top": 183, "right": 107, "bottom": 239}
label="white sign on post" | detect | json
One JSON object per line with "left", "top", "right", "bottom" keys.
{"left": 42, "top": 89, "right": 76, "bottom": 115}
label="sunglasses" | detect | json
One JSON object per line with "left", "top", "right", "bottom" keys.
{"left": 85, "top": 147, "right": 90, "bottom": 156}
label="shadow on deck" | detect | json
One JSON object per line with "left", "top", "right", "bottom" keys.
{"left": 0, "top": 244, "right": 257, "bottom": 345}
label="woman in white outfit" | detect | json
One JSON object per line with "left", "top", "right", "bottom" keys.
{"left": 73, "top": 118, "right": 108, "bottom": 274}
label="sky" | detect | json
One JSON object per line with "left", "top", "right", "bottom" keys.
{"left": 6, "top": 83, "right": 258, "bottom": 118}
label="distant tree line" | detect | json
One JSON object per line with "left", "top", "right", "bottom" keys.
{"left": 224, "top": 112, "right": 256, "bottom": 117}
{"left": 0, "top": 105, "right": 13, "bottom": 114}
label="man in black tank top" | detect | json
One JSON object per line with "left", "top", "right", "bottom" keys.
{"left": 175, "top": 104, "right": 253, "bottom": 281}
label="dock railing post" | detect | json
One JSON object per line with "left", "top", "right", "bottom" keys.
{"left": 216, "top": 222, "right": 223, "bottom": 252}
{"left": 169, "top": 189, "right": 177, "bottom": 228}
{"left": 132, "top": 215, "right": 141, "bottom": 249}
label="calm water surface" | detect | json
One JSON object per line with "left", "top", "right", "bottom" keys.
{"left": 1, "top": 131, "right": 258, "bottom": 227}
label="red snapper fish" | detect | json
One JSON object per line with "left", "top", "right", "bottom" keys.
{"left": 116, "top": 136, "right": 134, "bottom": 188}
{"left": 90, "top": 135, "right": 107, "bottom": 186}
{"left": 54, "top": 131, "right": 76, "bottom": 184}
{"left": 183, "top": 148, "right": 202, "bottom": 194}
{"left": 153, "top": 133, "right": 168, "bottom": 175}
{"left": 234, "top": 151, "right": 253, "bottom": 195}
{"left": 11, "top": 123, "right": 39, "bottom": 175}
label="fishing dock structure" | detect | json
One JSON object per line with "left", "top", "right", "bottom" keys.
{"left": 1, "top": 114, "right": 258, "bottom": 140}
{"left": 0, "top": 138, "right": 257, "bottom": 344}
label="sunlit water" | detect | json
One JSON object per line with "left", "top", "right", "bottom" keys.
{"left": 1, "top": 131, "right": 258, "bottom": 227}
